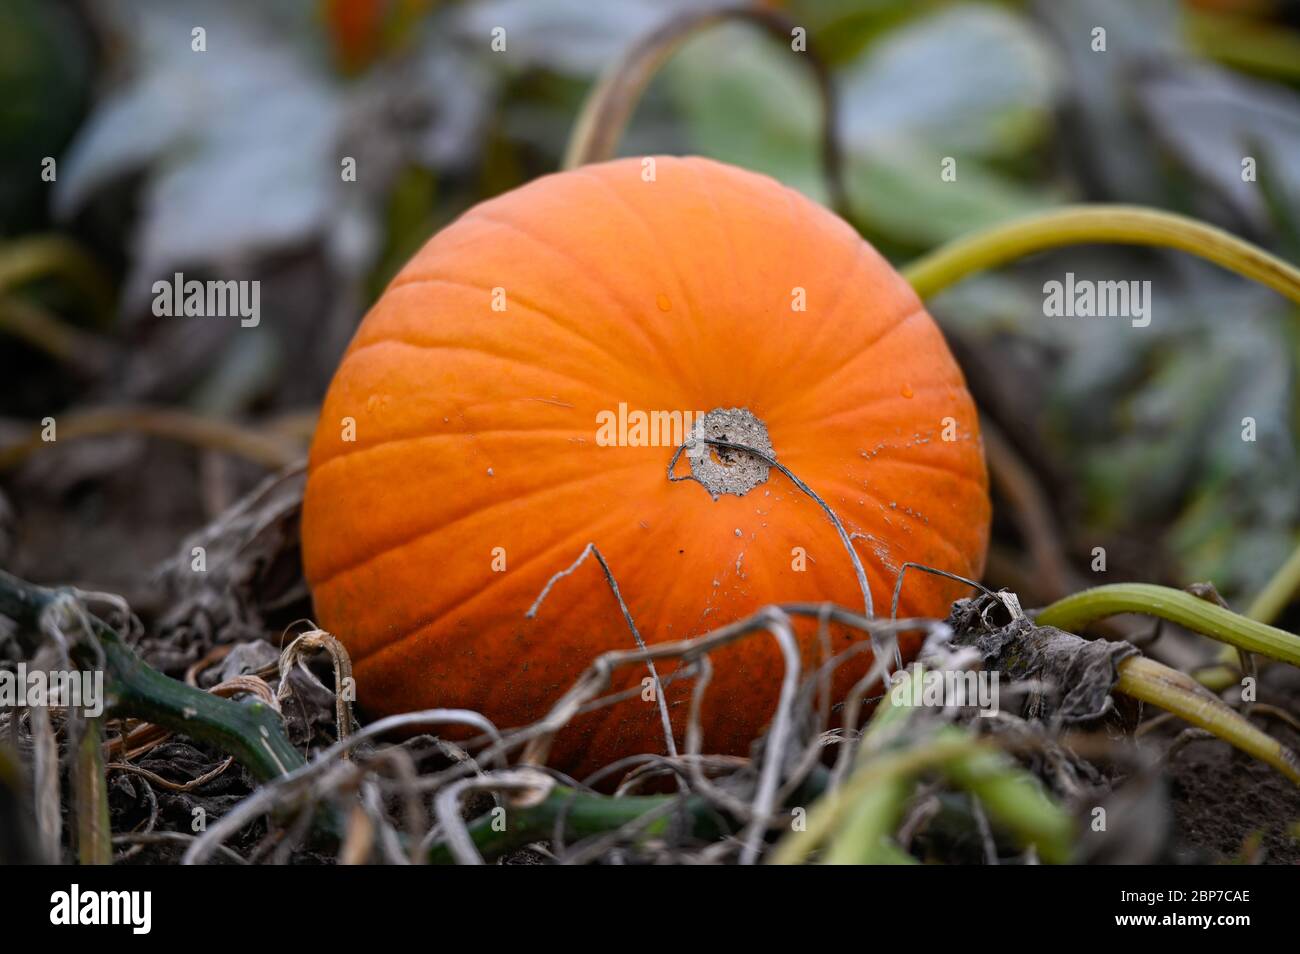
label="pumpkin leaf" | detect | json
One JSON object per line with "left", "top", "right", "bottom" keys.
{"left": 1136, "top": 62, "right": 1300, "bottom": 238}
{"left": 453, "top": 0, "right": 717, "bottom": 76}
{"left": 53, "top": 0, "right": 495, "bottom": 304}
{"left": 664, "top": 23, "right": 828, "bottom": 203}
{"left": 937, "top": 259, "right": 1300, "bottom": 597}
{"left": 664, "top": 4, "right": 1062, "bottom": 248}
{"left": 846, "top": 144, "right": 1058, "bottom": 248}
{"left": 836, "top": 3, "right": 1062, "bottom": 161}
{"left": 54, "top": 1, "right": 345, "bottom": 298}
{"left": 1035, "top": 0, "right": 1183, "bottom": 204}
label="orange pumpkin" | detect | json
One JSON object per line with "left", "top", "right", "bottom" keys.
{"left": 302, "top": 156, "right": 990, "bottom": 776}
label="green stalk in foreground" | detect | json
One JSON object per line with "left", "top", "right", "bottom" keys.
{"left": 938, "top": 728, "right": 1075, "bottom": 863}
{"left": 902, "top": 205, "right": 1300, "bottom": 305}
{"left": 1036, "top": 583, "right": 1300, "bottom": 668}
{"left": 426, "top": 787, "right": 725, "bottom": 864}
{"left": 0, "top": 570, "right": 304, "bottom": 783}
{"left": 820, "top": 775, "right": 911, "bottom": 865}
{"left": 773, "top": 666, "right": 1075, "bottom": 865}
{"left": 75, "top": 718, "right": 112, "bottom": 865}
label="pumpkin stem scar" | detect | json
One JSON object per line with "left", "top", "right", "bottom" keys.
{"left": 667, "top": 416, "right": 875, "bottom": 619}
{"left": 525, "top": 543, "right": 681, "bottom": 766}
{"left": 682, "top": 407, "right": 773, "bottom": 498}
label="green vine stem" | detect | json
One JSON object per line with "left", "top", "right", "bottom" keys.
{"left": 75, "top": 718, "right": 112, "bottom": 865}
{"left": 0, "top": 570, "right": 304, "bottom": 783}
{"left": 821, "top": 774, "right": 910, "bottom": 864}
{"left": 901, "top": 205, "right": 1300, "bottom": 304}
{"left": 773, "top": 667, "right": 1074, "bottom": 865}
{"left": 817, "top": 664, "right": 919, "bottom": 863}
{"left": 0, "top": 406, "right": 304, "bottom": 472}
{"left": 0, "top": 235, "right": 115, "bottom": 325}
{"left": 1117, "top": 656, "right": 1300, "bottom": 785}
{"left": 0, "top": 296, "right": 116, "bottom": 374}
{"left": 1036, "top": 583, "right": 1300, "bottom": 668}
{"left": 1246, "top": 539, "right": 1300, "bottom": 625}
{"left": 562, "top": 4, "right": 849, "bottom": 219}
{"left": 1198, "top": 540, "right": 1300, "bottom": 690}
{"left": 426, "top": 786, "right": 724, "bottom": 864}
{"left": 937, "top": 728, "right": 1075, "bottom": 862}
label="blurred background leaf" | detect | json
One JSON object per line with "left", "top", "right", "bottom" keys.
{"left": 664, "top": 4, "right": 1065, "bottom": 248}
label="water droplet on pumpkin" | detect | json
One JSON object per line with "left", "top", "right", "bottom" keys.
{"left": 656, "top": 293, "right": 672, "bottom": 312}
{"left": 901, "top": 384, "right": 914, "bottom": 399}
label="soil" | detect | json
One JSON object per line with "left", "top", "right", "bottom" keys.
{"left": 1160, "top": 666, "right": 1300, "bottom": 864}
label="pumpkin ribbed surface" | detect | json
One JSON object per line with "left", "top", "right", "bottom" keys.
{"left": 302, "top": 156, "right": 990, "bottom": 775}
